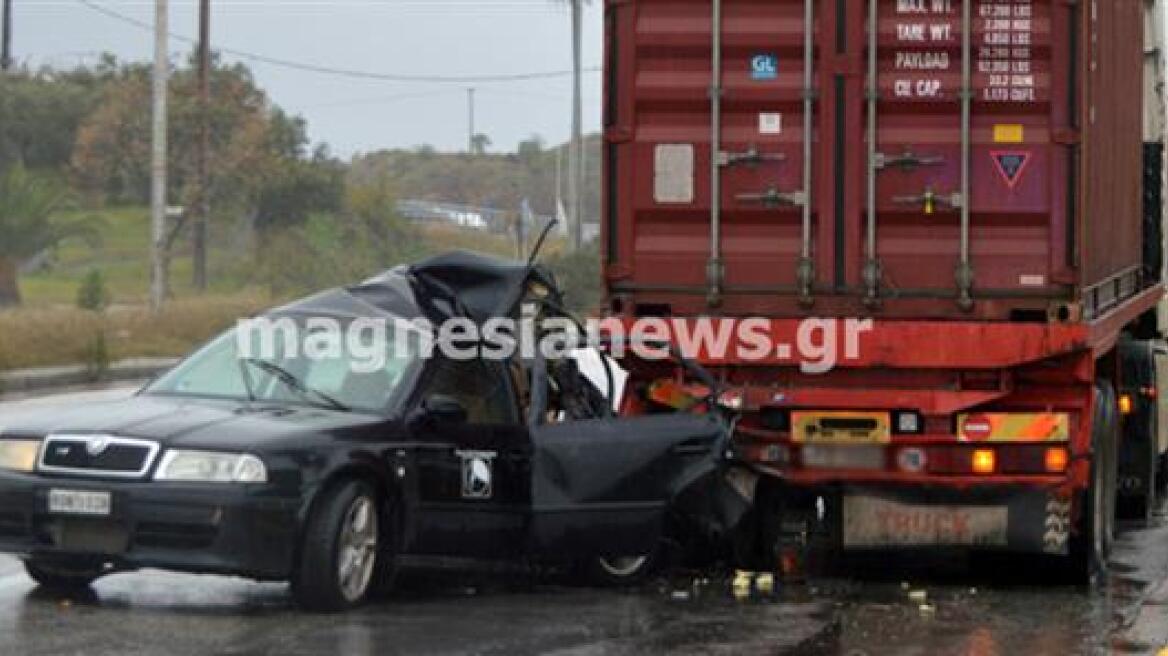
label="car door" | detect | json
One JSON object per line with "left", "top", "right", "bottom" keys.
{"left": 524, "top": 354, "right": 727, "bottom": 559}
{"left": 527, "top": 413, "right": 727, "bottom": 558}
{"left": 408, "top": 356, "right": 530, "bottom": 557}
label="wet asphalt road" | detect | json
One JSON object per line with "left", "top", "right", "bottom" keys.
{"left": 2, "top": 388, "right": 1168, "bottom": 655}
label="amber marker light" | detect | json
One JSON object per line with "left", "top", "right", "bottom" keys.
{"left": 1045, "top": 447, "right": 1069, "bottom": 473}
{"left": 1118, "top": 394, "right": 1134, "bottom": 415}
{"left": 972, "top": 449, "right": 996, "bottom": 475}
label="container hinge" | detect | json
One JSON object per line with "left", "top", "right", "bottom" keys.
{"left": 874, "top": 149, "right": 945, "bottom": 171}
{"left": 736, "top": 187, "right": 807, "bottom": 207}
{"left": 720, "top": 145, "right": 786, "bottom": 168}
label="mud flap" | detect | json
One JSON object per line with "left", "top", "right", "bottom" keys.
{"left": 840, "top": 487, "right": 1073, "bottom": 555}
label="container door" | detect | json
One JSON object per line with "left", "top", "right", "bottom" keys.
{"left": 606, "top": 0, "right": 818, "bottom": 308}
{"left": 862, "top": 0, "right": 1065, "bottom": 307}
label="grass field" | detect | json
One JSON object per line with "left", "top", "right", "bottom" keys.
{"left": 0, "top": 293, "right": 270, "bottom": 372}
{"left": 18, "top": 206, "right": 257, "bottom": 307}
{"left": 2, "top": 206, "right": 532, "bottom": 372}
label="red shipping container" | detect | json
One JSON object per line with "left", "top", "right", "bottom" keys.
{"left": 602, "top": 0, "right": 1149, "bottom": 323}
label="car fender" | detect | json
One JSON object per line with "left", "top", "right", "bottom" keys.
{"left": 292, "top": 446, "right": 408, "bottom": 563}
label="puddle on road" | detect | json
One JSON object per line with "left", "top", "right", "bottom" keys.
{"left": 779, "top": 508, "right": 1168, "bottom": 656}
{"left": 1, "top": 506, "right": 1166, "bottom": 655}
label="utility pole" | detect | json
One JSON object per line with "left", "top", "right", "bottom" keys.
{"left": 1, "top": 0, "right": 13, "bottom": 72}
{"left": 149, "top": 0, "right": 169, "bottom": 312}
{"left": 467, "top": 87, "right": 476, "bottom": 153}
{"left": 192, "top": 0, "right": 210, "bottom": 291}
{"left": 568, "top": 0, "right": 584, "bottom": 249}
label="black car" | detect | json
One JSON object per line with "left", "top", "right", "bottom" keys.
{"left": 0, "top": 252, "right": 747, "bottom": 611}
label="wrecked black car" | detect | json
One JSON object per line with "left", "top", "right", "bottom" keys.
{"left": 0, "top": 251, "right": 749, "bottom": 611}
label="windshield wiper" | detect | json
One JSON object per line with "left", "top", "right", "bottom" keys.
{"left": 241, "top": 358, "right": 351, "bottom": 412}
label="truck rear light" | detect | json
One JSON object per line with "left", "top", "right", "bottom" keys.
{"left": 971, "top": 449, "right": 996, "bottom": 475}
{"left": 1044, "top": 447, "right": 1069, "bottom": 473}
{"left": 739, "top": 443, "right": 789, "bottom": 465}
{"left": 897, "top": 447, "right": 927, "bottom": 473}
{"left": 1118, "top": 393, "right": 1134, "bottom": 415}
{"left": 893, "top": 410, "right": 923, "bottom": 434}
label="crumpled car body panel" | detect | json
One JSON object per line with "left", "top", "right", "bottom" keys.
{"left": 529, "top": 414, "right": 747, "bottom": 557}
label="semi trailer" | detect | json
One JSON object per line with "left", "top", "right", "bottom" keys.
{"left": 602, "top": 0, "right": 1168, "bottom": 577}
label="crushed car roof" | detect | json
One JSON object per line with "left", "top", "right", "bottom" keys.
{"left": 268, "top": 250, "right": 560, "bottom": 323}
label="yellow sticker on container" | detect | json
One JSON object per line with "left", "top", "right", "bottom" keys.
{"left": 993, "top": 124, "right": 1025, "bottom": 144}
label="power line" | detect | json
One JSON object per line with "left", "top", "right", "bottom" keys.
{"left": 302, "top": 88, "right": 461, "bottom": 109}
{"left": 75, "top": 0, "right": 601, "bottom": 84}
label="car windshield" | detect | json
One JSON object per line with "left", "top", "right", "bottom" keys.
{"left": 145, "top": 316, "right": 421, "bottom": 414}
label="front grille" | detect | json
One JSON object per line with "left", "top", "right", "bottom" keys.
{"left": 39, "top": 435, "right": 160, "bottom": 478}
{"left": 35, "top": 517, "right": 130, "bottom": 554}
{"left": 134, "top": 521, "right": 218, "bottom": 550}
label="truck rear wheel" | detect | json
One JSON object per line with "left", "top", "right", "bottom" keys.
{"left": 1069, "top": 382, "right": 1119, "bottom": 583}
{"left": 1118, "top": 413, "right": 1157, "bottom": 524}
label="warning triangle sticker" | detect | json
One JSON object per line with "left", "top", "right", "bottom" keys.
{"left": 991, "top": 151, "right": 1032, "bottom": 188}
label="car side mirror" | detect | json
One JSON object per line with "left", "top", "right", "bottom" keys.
{"left": 420, "top": 392, "right": 464, "bottom": 424}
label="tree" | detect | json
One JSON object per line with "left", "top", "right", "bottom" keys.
{"left": 71, "top": 58, "right": 285, "bottom": 208}
{"left": 0, "top": 61, "right": 114, "bottom": 172}
{"left": 254, "top": 147, "right": 345, "bottom": 234}
{"left": 0, "top": 166, "right": 94, "bottom": 306}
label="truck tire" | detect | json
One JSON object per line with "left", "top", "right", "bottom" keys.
{"left": 23, "top": 558, "right": 105, "bottom": 591}
{"left": 291, "top": 479, "right": 390, "bottom": 612}
{"left": 1118, "top": 410, "right": 1157, "bottom": 523}
{"left": 1069, "top": 382, "right": 1119, "bottom": 583}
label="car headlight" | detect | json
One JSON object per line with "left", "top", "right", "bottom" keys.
{"left": 154, "top": 450, "right": 268, "bottom": 483}
{"left": 0, "top": 440, "right": 41, "bottom": 473}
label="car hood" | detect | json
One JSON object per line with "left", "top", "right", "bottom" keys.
{"left": 0, "top": 394, "right": 387, "bottom": 450}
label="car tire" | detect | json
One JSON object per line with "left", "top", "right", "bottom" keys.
{"left": 292, "top": 479, "right": 386, "bottom": 612}
{"left": 1069, "top": 382, "right": 1119, "bottom": 584}
{"left": 587, "top": 549, "right": 660, "bottom": 587}
{"left": 23, "top": 558, "right": 104, "bottom": 591}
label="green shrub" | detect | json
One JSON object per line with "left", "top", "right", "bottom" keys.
{"left": 76, "top": 269, "right": 110, "bottom": 311}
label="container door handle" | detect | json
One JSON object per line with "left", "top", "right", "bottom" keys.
{"left": 892, "top": 187, "right": 963, "bottom": 215}
{"left": 719, "top": 145, "right": 786, "bottom": 168}
{"left": 875, "top": 149, "right": 945, "bottom": 171}
{"left": 736, "top": 186, "right": 807, "bottom": 207}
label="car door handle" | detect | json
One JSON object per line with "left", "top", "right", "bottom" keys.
{"left": 503, "top": 449, "right": 528, "bottom": 464}
{"left": 672, "top": 440, "right": 711, "bottom": 456}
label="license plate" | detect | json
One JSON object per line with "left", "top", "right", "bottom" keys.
{"left": 48, "top": 489, "right": 112, "bottom": 517}
{"left": 843, "top": 495, "right": 1008, "bottom": 548}
{"left": 802, "top": 445, "right": 885, "bottom": 470}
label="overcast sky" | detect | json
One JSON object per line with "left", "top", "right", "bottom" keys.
{"left": 11, "top": 0, "right": 603, "bottom": 156}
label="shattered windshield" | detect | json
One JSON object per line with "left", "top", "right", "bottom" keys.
{"left": 145, "top": 317, "right": 420, "bottom": 414}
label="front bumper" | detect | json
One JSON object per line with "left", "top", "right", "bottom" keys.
{"left": 0, "top": 471, "right": 300, "bottom": 580}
